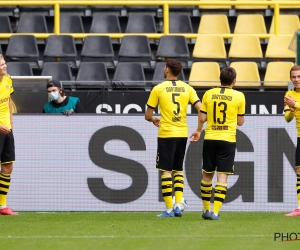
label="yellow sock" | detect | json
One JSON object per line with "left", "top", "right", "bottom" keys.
{"left": 0, "top": 173, "right": 11, "bottom": 207}
{"left": 174, "top": 171, "right": 184, "bottom": 204}
{"left": 212, "top": 182, "right": 228, "bottom": 214}
{"left": 161, "top": 174, "right": 173, "bottom": 209}
{"left": 201, "top": 180, "right": 212, "bottom": 211}
{"left": 297, "top": 173, "right": 300, "bottom": 207}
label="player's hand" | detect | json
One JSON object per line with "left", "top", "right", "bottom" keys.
{"left": 290, "top": 107, "right": 296, "bottom": 112}
{"left": 0, "top": 125, "right": 11, "bottom": 134}
{"left": 189, "top": 130, "right": 201, "bottom": 142}
{"left": 152, "top": 117, "right": 160, "bottom": 127}
{"left": 285, "top": 95, "right": 296, "bottom": 108}
{"left": 62, "top": 110, "right": 74, "bottom": 116}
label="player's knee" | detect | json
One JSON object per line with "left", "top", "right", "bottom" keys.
{"left": 1, "top": 163, "right": 13, "bottom": 174}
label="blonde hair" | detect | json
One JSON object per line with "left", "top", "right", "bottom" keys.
{"left": 290, "top": 65, "right": 300, "bottom": 77}
{"left": 0, "top": 54, "right": 3, "bottom": 60}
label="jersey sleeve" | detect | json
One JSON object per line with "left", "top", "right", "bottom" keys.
{"left": 189, "top": 87, "right": 200, "bottom": 106}
{"left": 200, "top": 91, "right": 208, "bottom": 113}
{"left": 6, "top": 75, "right": 14, "bottom": 95}
{"left": 147, "top": 87, "right": 159, "bottom": 109}
{"left": 238, "top": 92, "right": 246, "bottom": 116}
{"left": 284, "top": 90, "right": 291, "bottom": 112}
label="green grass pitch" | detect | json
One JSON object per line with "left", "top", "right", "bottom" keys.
{"left": 0, "top": 212, "right": 299, "bottom": 250}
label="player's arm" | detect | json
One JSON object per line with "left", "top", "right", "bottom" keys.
{"left": 9, "top": 97, "right": 13, "bottom": 129}
{"left": 284, "top": 110, "right": 295, "bottom": 122}
{"left": 237, "top": 115, "right": 244, "bottom": 126}
{"left": 190, "top": 101, "right": 204, "bottom": 142}
{"left": 145, "top": 106, "right": 160, "bottom": 127}
{"left": 237, "top": 93, "right": 245, "bottom": 126}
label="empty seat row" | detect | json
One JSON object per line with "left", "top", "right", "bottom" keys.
{"left": 1, "top": 35, "right": 295, "bottom": 69}
{"left": 189, "top": 61, "right": 294, "bottom": 88}
{"left": 1, "top": 14, "right": 299, "bottom": 35}
{"left": 7, "top": 61, "right": 293, "bottom": 89}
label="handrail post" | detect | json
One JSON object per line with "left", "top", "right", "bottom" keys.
{"left": 274, "top": 3, "right": 279, "bottom": 35}
{"left": 163, "top": 3, "right": 169, "bottom": 35}
{"left": 54, "top": 3, "right": 60, "bottom": 35}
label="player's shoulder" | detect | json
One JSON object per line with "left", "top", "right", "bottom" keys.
{"left": 285, "top": 88, "right": 295, "bottom": 95}
{"left": 4, "top": 74, "right": 12, "bottom": 81}
{"left": 232, "top": 89, "right": 245, "bottom": 97}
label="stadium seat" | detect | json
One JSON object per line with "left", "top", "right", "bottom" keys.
{"left": 198, "top": 15, "right": 230, "bottom": 34}
{"left": 113, "top": 63, "right": 146, "bottom": 89}
{"left": 5, "top": 35, "right": 39, "bottom": 67}
{"left": 44, "top": 35, "right": 77, "bottom": 66}
{"left": 156, "top": 36, "right": 189, "bottom": 66}
{"left": 125, "top": 15, "right": 157, "bottom": 33}
{"left": 169, "top": 14, "right": 193, "bottom": 33}
{"left": 75, "top": 62, "right": 109, "bottom": 89}
{"left": 18, "top": 6, "right": 52, "bottom": 16}
{"left": 192, "top": 35, "right": 227, "bottom": 66}
{"left": 0, "top": 16, "right": 12, "bottom": 33}
{"left": 189, "top": 62, "right": 220, "bottom": 88}
{"left": 90, "top": 14, "right": 121, "bottom": 33}
{"left": 228, "top": 35, "right": 263, "bottom": 62}
{"left": 234, "top": 14, "right": 267, "bottom": 34}
{"left": 230, "top": 62, "right": 261, "bottom": 88}
{"left": 17, "top": 15, "right": 48, "bottom": 33}
{"left": 269, "top": 15, "right": 300, "bottom": 34}
{"left": 42, "top": 62, "right": 72, "bottom": 81}
{"left": 81, "top": 36, "right": 114, "bottom": 67}
{"left": 198, "top": 0, "right": 231, "bottom": 10}
{"left": 118, "top": 36, "right": 152, "bottom": 67}
{"left": 60, "top": 15, "right": 84, "bottom": 33}
{"left": 264, "top": 62, "right": 295, "bottom": 87}
{"left": 7, "top": 62, "right": 33, "bottom": 76}
{"left": 265, "top": 35, "right": 296, "bottom": 61}
{"left": 152, "top": 62, "right": 185, "bottom": 86}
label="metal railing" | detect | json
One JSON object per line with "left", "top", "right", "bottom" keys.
{"left": 0, "top": 1, "right": 298, "bottom": 39}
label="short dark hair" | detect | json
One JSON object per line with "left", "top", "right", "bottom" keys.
{"left": 46, "top": 80, "right": 65, "bottom": 96}
{"left": 290, "top": 65, "right": 300, "bottom": 78}
{"left": 220, "top": 67, "right": 236, "bottom": 86}
{"left": 166, "top": 59, "right": 182, "bottom": 77}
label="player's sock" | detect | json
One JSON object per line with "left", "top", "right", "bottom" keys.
{"left": 212, "top": 182, "right": 228, "bottom": 215}
{"left": 201, "top": 180, "right": 212, "bottom": 211}
{"left": 174, "top": 171, "right": 184, "bottom": 205}
{"left": 0, "top": 173, "right": 11, "bottom": 209}
{"left": 297, "top": 173, "right": 300, "bottom": 208}
{"left": 161, "top": 174, "right": 173, "bottom": 209}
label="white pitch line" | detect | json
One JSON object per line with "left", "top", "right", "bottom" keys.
{"left": 0, "top": 235, "right": 273, "bottom": 239}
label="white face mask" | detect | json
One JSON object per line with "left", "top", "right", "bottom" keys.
{"left": 49, "top": 91, "right": 60, "bottom": 101}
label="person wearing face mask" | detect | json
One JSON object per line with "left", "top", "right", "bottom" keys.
{"left": 42, "top": 80, "right": 85, "bottom": 115}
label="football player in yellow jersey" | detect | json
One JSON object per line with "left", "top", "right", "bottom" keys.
{"left": 145, "top": 59, "right": 203, "bottom": 218}
{"left": 0, "top": 54, "right": 18, "bottom": 215}
{"left": 200, "top": 67, "right": 245, "bottom": 220}
{"left": 284, "top": 65, "right": 300, "bottom": 216}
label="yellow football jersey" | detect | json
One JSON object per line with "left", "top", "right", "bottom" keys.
{"left": 284, "top": 89, "right": 300, "bottom": 137}
{"left": 0, "top": 74, "right": 14, "bottom": 129}
{"left": 147, "top": 80, "right": 200, "bottom": 138}
{"left": 201, "top": 87, "right": 245, "bottom": 142}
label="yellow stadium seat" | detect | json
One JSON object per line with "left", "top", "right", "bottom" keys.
{"left": 230, "top": 62, "right": 261, "bottom": 87}
{"left": 269, "top": 15, "right": 300, "bottom": 34}
{"left": 193, "top": 35, "right": 227, "bottom": 59}
{"left": 199, "top": 0, "right": 232, "bottom": 9}
{"left": 234, "top": 14, "right": 267, "bottom": 34}
{"left": 198, "top": 15, "right": 230, "bottom": 34}
{"left": 264, "top": 62, "right": 295, "bottom": 87}
{"left": 189, "top": 62, "right": 220, "bottom": 87}
{"left": 234, "top": 0, "right": 269, "bottom": 10}
{"left": 265, "top": 35, "right": 296, "bottom": 60}
{"left": 228, "top": 35, "right": 263, "bottom": 59}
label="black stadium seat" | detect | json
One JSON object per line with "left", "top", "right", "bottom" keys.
{"left": 17, "top": 15, "right": 48, "bottom": 33}
{"left": 5, "top": 35, "right": 39, "bottom": 66}
{"left": 7, "top": 62, "right": 33, "bottom": 76}
{"left": 125, "top": 15, "right": 157, "bottom": 33}
{"left": 0, "top": 16, "right": 12, "bottom": 33}
{"left": 118, "top": 35, "right": 152, "bottom": 67}
{"left": 80, "top": 36, "right": 114, "bottom": 67}
{"left": 44, "top": 35, "right": 77, "bottom": 66}
{"left": 76, "top": 62, "right": 110, "bottom": 88}
{"left": 113, "top": 62, "right": 146, "bottom": 89}
{"left": 60, "top": 15, "right": 84, "bottom": 33}
{"left": 90, "top": 14, "right": 121, "bottom": 33}
{"left": 42, "top": 62, "right": 72, "bottom": 81}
